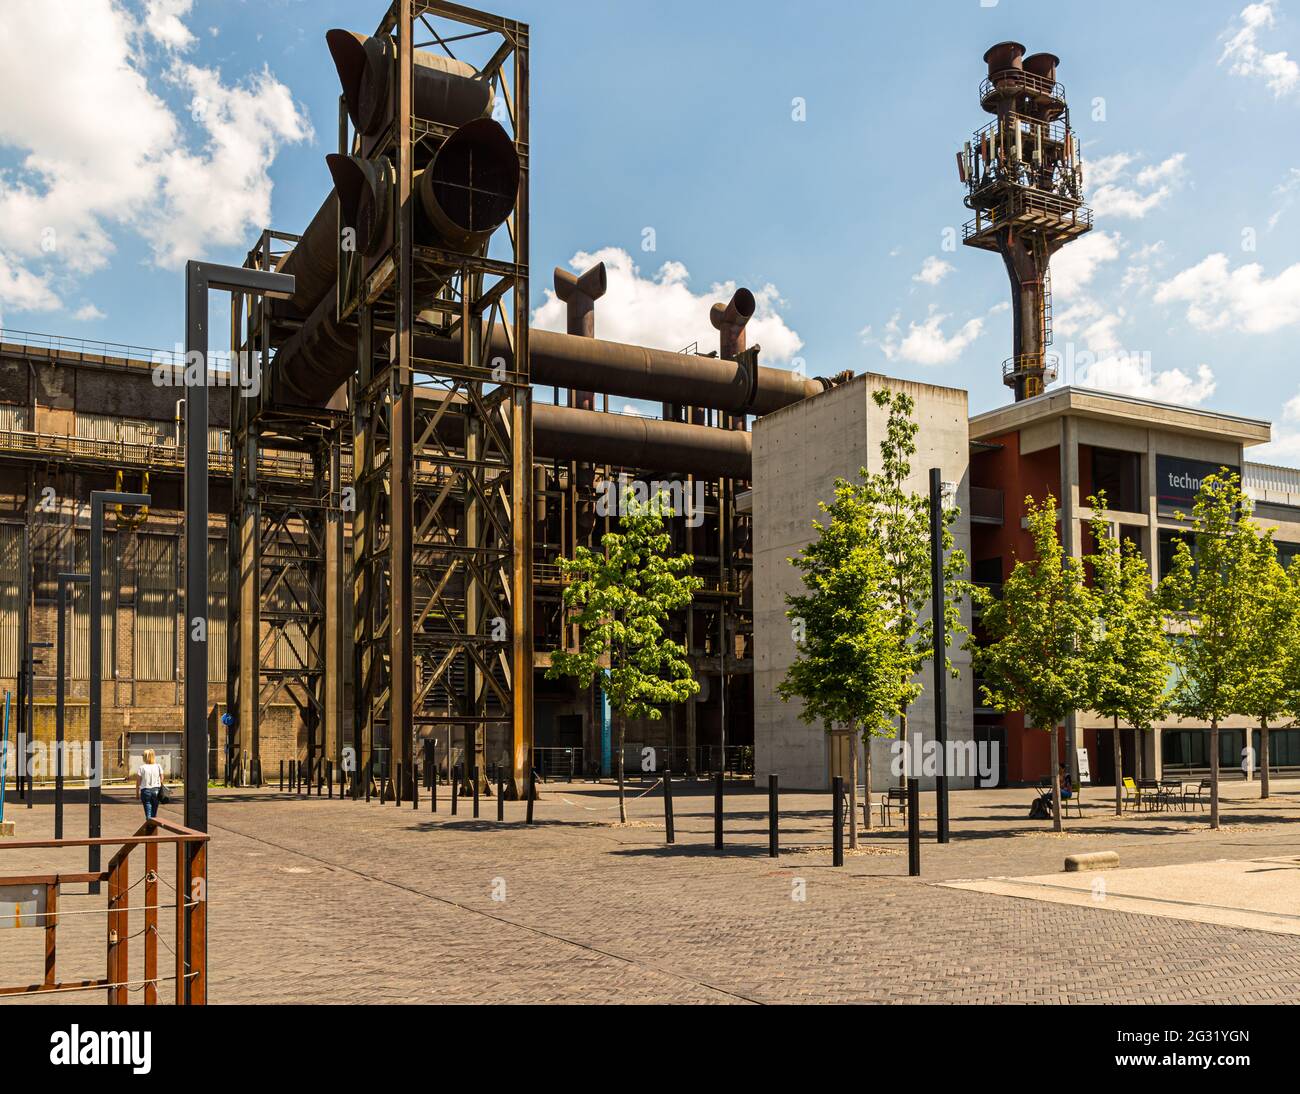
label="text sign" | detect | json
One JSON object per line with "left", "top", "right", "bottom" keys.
{"left": 1156, "top": 455, "right": 1239, "bottom": 512}
{"left": 0, "top": 883, "right": 47, "bottom": 929}
{"left": 1076, "top": 747, "right": 1091, "bottom": 786}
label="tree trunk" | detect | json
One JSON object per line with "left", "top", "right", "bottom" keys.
{"left": 617, "top": 714, "right": 627, "bottom": 824}
{"left": 1260, "top": 719, "right": 1270, "bottom": 799}
{"left": 1112, "top": 715, "right": 1122, "bottom": 817}
{"left": 1209, "top": 717, "right": 1220, "bottom": 830}
{"left": 1050, "top": 727, "right": 1062, "bottom": 832}
{"left": 1134, "top": 727, "right": 1143, "bottom": 782}
{"left": 848, "top": 726, "right": 859, "bottom": 850}
{"left": 863, "top": 742, "right": 873, "bottom": 831}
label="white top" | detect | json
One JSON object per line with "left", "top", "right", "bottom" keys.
{"left": 138, "top": 763, "right": 163, "bottom": 790}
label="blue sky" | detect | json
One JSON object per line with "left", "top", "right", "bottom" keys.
{"left": 3, "top": 1, "right": 1300, "bottom": 458}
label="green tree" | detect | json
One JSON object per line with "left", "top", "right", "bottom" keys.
{"left": 546, "top": 489, "right": 702, "bottom": 823}
{"left": 857, "top": 389, "right": 967, "bottom": 795}
{"left": 1236, "top": 548, "right": 1300, "bottom": 800}
{"left": 779, "top": 478, "right": 912, "bottom": 842}
{"left": 973, "top": 495, "right": 1096, "bottom": 830}
{"left": 1161, "top": 471, "right": 1268, "bottom": 829}
{"left": 1087, "top": 496, "right": 1171, "bottom": 816}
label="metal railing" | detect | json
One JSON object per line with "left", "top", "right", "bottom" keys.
{"left": 980, "top": 69, "right": 1065, "bottom": 104}
{"left": 0, "top": 817, "right": 208, "bottom": 1004}
{"left": 0, "top": 328, "right": 185, "bottom": 371}
{"left": 964, "top": 190, "right": 1091, "bottom": 242}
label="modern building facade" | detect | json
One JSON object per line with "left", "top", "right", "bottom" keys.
{"left": 970, "top": 386, "right": 1300, "bottom": 786}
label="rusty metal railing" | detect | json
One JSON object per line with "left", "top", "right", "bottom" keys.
{"left": 0, "top": 817, "right": 208, "bottom": 1004}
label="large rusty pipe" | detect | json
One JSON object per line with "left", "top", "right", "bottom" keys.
{"left": 275, "top": 194, "right": 338, "bottom": 319}
{"left": 554, "top": 262, "right": 607, "bottom": 413}
{"left": 275, "top": 316, "right": 828, "bottom": 413}
{"left": 533, "top": 403, "right": 750, "bottom": 479}
{"left": 710, "top": 287, "right": 755, "bottom": 428}
{"left": 326, "top": 29, "right": 492, "bottom": 137}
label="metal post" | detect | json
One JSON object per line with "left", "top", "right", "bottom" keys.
{"left": 497, "top": 768, "right": 504, "bottom": 821}
{"left": 451, "top": 764, "right": 459, "bottom": 815}
{"left": 832, "top": 775, "right": 844, "bottom": 867}
{"left": 929, "top": 468, "right": 950, "bottom": 844}
{"left": 907, "top": 777, "right": 921, "bottom": 877}
{"left": 279, "top": 760, "right": 284, "bottom": 792}
{"left": 89, "top": 491, "right": 147, "bottom": 890}
{"left": 183, "top": 261, "right": 292, "bottom": 826}
{"left": 56, "top": 575, "right": 87, "bottom": 841}
{"left": 664, "top": 768, "right": 675, "bottom": 844}
{"left": 526, "top": 768, "right": 535, "bottom": 825}
{"left": 713, "top": 769, "right": 724, "bottom": 850}
{"left": 768, "top": 773, "right": 779, "bottom": 858}
{"left": 472, "top": 765, "right": 480, "bottom": 818}
{"left": 25, "top": 642, "right": 50, "bottom": 811}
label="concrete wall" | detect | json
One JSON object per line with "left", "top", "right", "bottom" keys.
{"left": 752, "top": 373, "right": 973, "bottom": 791}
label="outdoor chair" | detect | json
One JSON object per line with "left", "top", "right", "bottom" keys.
{"left": 1185, "top": 779, "right": 1212, "bottom": 811}
{"left": 1121, "top": 777, "right": 1140, "bottom": 813}
{"left": 1138, "top": 778, "right": 1162, "bottom": 811}
{"left": 880, "top": 786, "right": 908, "bottom": 827}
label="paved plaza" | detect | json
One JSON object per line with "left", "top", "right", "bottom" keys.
{"left": 2, "top": 776, "right": 1300, "bottom": 1004}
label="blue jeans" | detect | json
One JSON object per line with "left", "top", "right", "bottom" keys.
{"left": 141, "top": 787, "right": 161, "bottom": 820}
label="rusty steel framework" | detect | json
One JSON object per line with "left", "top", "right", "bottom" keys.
{"left": 228, "top": 229, "right": 349, "bottom": 790}
{"left": 959, "top": 42, "right": 1093, "bottom": 401}
{"left": 343, "top": 1, "right": 531, "bottom": 801}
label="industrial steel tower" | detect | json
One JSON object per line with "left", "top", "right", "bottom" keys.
{"left": 959, "top": 42, "right": 1092, "bottom": 401}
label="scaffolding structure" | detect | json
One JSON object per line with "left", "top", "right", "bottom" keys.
{"left": 959, "top": 43, "right": 1093, "bottom": 401}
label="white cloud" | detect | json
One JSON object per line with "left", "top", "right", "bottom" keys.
{"left": 533, "top": 247, "right": 804, "bottom": 364}
{"left": 912, "top": 255, "right": 953, "bottom": 286}
{"left": 0, "top": 0, "right": 310, "bottom": 315}
{"left": 144, "top": 0, "right": 197, "bottom": 51}
{"left": 0, "top": 252, "right": 59, "bottom": 314}
{"left": 1050, "top": 230, "right": 1121, "bottom": 296}
{"left": 1076, "top": 356, "right": 1217, "bottom": 406}
{"left": 72, "top": 303, "right": 106, "bottom": 321}
{"left": 878, "top": 306, "right": 983, "bottom": 366}
{"left": 152, "top": 63, "right": 314, "bottom": 266}
{"left": 1089, "top": 154, "right": 1186, "bottom": 220}
{"left": 1086, "top": 152, "right": 1136, "bottom": 189}
{"left": 1221, "top": 1, "right": 1300, "bottom": 97}
{"left": 1155, "top": 252, "right": 1300, "bottom": 333}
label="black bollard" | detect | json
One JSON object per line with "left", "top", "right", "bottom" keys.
{"left": 451, "top": 764, "right": 459, "bottom": 815}
{"left": 431, "top": 763, "right": 437, "bottom": 813}
{"left": 472, "top": 765, "right": 480, "bottom": 818}
{"left": 832, "top": 775, "right": 844, "bottom": 867}
{"left": 713, "top": 770, "right": 724, "bottom": 850}
{"left": 907, "top": 776, "right": 921, "bottom": 877}
{"left": 664, "top": 768, "right": 675, "bottom": 844}
{"left": 279, "top": 760, "right": 284, "bottom": 792}
{"left": 412, "top": 757, "right": 419, "bottom": 810}
{"left": 769, "top": 773, "right": 779, "bottom": 858}
{"left": 327, "top": 760, "right": 333, "bottom": 799}
{"left": 526, "top": 769, "right": 535, "bottom": 825}
{"left": 497, "top": 768, "right": 504, "bottom": 821}
{"left": 289, "top": 759, "right": 296, "bottom": 794}
{"left": 365, "top": 759, "right": 372, "bottom": 803}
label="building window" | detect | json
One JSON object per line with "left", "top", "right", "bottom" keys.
{"left": 1090, "top": 447, "right": 1143, "bottom": 513}
{"left": 136, "top": 535, "right": 177, "bottom": 682}
{"left": 1158, "top": 529, "right": 1187, "bottom": 582}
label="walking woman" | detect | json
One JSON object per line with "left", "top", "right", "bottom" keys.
{"left": 136, "top": 748, "right": 164, "bottom": 821}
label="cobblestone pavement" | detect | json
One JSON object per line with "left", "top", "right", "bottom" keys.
{"left": 3, "top": 777, "right": 1300, "bottom": 1004}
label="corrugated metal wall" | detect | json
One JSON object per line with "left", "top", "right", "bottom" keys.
{"left": 208, "top": 539, "right": 227, "bottom": 682}
{"left": 72, "top": 531, "right": 116, "bottom": 679}
{"left": 0, "top": 524, "right": 22, "bottom": 677}
{"left": 0, "top": 404, "right": 31, "bottom": 433}
{"left": 135, "top": 534, "right": 177, "bottom": 682}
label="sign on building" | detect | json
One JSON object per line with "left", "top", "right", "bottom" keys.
{"left": 1156, "top": 455, "right": 1240, "bottom": 513}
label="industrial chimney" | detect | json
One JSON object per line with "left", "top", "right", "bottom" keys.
{"left": 958, "top": 42, "right": 1093, "bottom": 400}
